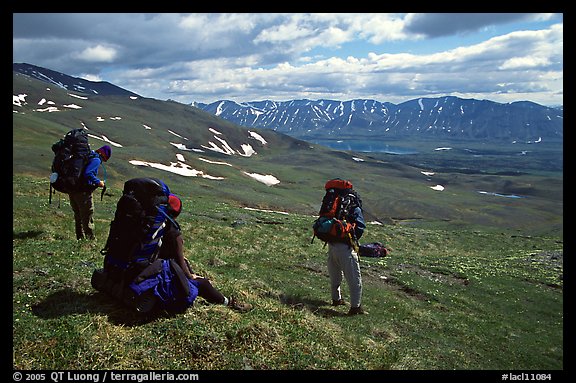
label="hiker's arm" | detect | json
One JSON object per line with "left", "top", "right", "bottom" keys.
{"left": 353, "top": 207, "right": 366, "bottom": 240}
{"left": 174, "top": 234, "right": 205, "bottom": 279}
{"left": 83, "top": 158, "right": 103, "bottom": 187}
{"left": 174, "top": 234, "right": 194, "bottom": 279}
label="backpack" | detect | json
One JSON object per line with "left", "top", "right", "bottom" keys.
{"left": 312, "top": 179, "right": 362, "bottom": 247}
{"left": 359, "top": 242, "right": 389, "bottom": 258}
{"left": 49, "top": 128, "right": 94, "bottom": 199}
{"left": 91, "top": 177, "right": 195, "bottom": 312}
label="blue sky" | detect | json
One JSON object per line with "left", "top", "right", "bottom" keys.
{"left": 12, "top": 13, "right": 563, "bottom": 106}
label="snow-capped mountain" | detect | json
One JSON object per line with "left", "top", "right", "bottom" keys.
{"left": 13, "top": 63, "right": 139, "bottom": 98}
{"left": 13, "top": 62, "right": 562, "bottom": 143}
{"left": 193, "top": 97, "right": 563, "bottom": 142}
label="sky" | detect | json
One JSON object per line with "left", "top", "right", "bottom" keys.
{"left": 12, "top": 13, "right": 563, "bottom": 107}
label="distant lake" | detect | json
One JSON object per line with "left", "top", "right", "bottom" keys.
{"left": 311, "top": 139, "right": 418, "bottom": 154}
{"left": 477, "top": 191, "right": 525, "bottom": 199}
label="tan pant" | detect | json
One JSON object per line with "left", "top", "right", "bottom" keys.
{"left": 68, "top": 191, "right": 95, "bottom": 240}
{"left": 327, "top": 242, "right": 363, "bottom": 308}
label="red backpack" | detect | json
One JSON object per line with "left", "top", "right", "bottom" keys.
{"left": 312, "top": 179, "right": 361, "bottom": 246}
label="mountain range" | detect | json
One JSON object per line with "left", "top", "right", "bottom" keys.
{"left": 12, "top": 62, "right": 563, "bottom": 235}
{"left": 13, "top": 62, "right": 562, "bottom": 144}
{"left": 192, "top": 97, "right": 563, "bottom": 143}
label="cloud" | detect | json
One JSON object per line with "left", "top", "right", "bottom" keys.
{"left": 74, "top": 44, "right": 118, "bottom": 63}
{"left": 12, "top": 13, "right": 563, "bottom": 106}
{"left": 402, "top": 13, "right": 551, "bottom": 37}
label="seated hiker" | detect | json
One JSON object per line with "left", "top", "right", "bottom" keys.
{"left": 159, "top": 193, "right": 253, "bottom": 313}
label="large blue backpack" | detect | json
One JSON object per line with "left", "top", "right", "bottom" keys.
{"left": 91, "top": 177, "right": 197, "bottom": 313}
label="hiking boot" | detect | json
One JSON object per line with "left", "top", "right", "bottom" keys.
{"left": 348, "top": 306, "right": 368, "bottom": 316}
{"left": 228, "top": 296, "right": 253, "bottom": 313}
{"left": 332, "top": 299, "right": 346, "bottom": 306}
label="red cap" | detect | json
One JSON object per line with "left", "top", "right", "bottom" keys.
{"left": 168, "top": 194, "right": 182, "bottom": 217}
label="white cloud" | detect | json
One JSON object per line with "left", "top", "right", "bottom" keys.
{"left": 500, "top": 56, "right": 551, "bottom": 70}
{"left": 74, "top": 44, "right": 117, "bottom": 63}
{"left": 13, "top": 13, "right": 563, "bottom": 106}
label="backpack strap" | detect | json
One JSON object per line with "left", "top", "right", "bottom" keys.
{"left": 169, "top": 259, "right": 191, "bottom": 297}
{"left": 157, "top": 207, "right": 181, "bottom": 231}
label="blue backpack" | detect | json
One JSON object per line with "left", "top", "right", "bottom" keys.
{"left": 91, "top": 177, "right": 197, "bottom": 313}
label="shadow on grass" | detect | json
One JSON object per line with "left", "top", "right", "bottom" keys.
{"left": 13, "top": 230, "right": 44, "bottom": 239}
{"left": 279, "top": 293, "right": 348, "bottom": 317}
{"left": 31, "top": 288, "right": 179, "bottom": 326}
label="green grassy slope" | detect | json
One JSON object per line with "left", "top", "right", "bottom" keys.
{"left": 13, "top": 174, "right": 563, "bottom": 370}
{"left": 13, "top": 71, "right": 564, "bottom": 372}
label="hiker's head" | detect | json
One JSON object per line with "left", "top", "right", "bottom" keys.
{"left": 168, "top": 194, "right": 182, "bottom": 218}
{"left": 96, "top": 145, "right": 112, "bottom": 162}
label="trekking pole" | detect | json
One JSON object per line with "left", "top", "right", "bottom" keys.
{"left": 100, "top": 163, "right": 107, "bottom": 201}
{"left": 347, "top": 220, "right": 360, "bottom": 254}
{"left": 348, "top": 232, "right": 359, "bottom": 253}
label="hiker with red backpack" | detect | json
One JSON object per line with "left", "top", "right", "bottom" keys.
{"left": 312, "top": 178, "right": 367, "bottom": 315}
{"left": 68, "top": 144, "right": 112, "bottom": 240}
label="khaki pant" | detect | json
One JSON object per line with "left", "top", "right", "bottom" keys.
{"left": 68, "top": 191, "right": 95, "bottom": 240}
{"left": 327, "top": 242, "right": 363, "bottom": 308}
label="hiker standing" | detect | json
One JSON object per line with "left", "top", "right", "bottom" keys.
{"left": 69, "top": 145, "right": 111, "bottom": 240}
{"left": 328, "top": 199, "right": 366, "bottom": 315}
{"left": 313, "top": 178, "right": 367, "bottom": 315}
{"left": 158, "top": 194, "right": 253, "bottom": 312}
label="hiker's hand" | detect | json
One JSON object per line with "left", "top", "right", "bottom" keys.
{"left": 98, "top": 181, "right": 105, "bottom": 188}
